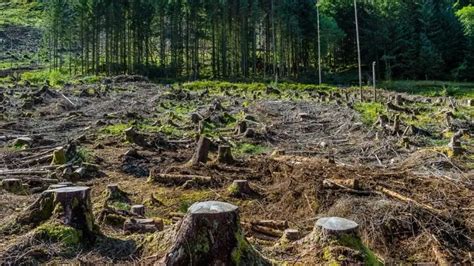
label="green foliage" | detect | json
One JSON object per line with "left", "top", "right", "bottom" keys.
{"left": 354, "top": 102, "right": 386, "bottom": 125}
{"left": 0, "top": 1, "right": 43, "bottom": 26}
{"left": 101, "top": 123, "right": 130, "bottom": 136}
{"left": 21, "top": 69, "right": 71, "bottom": 87}
{"left": 233, "top": 143, "right": 270, "bottom": 156}
{"left": 338, "top": 234, "right": 382, "bottom": 266}
{"left": 110, "top": 202, "right": 130, "bottom": 211}
{"left": 381, "top": 80, "right": 474, "bottom": 98}
{"left": 36, "top": 222, "right": 82, "bottom": 247}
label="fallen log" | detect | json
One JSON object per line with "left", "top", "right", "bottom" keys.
{"left": 0, "top": 169, "right": 50, "bottom": 176}
{"left": 250, "top": 220, "right": 288, "bottom": 230}
{"left": 251, "top": 224, "right": 284, "bottom": 238}
{"left": 148, "top": 171, "right": 214, "bottom": 186}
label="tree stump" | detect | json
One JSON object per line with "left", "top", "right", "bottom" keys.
{"left": 17, "top": 186, "right": 98, "bottom": 239}
{"left": 105, "top": 184, "right": 130, "bottom": 203}
{"left": 234, "top": 121, "right": 247, "bottom": 135}
{"left": 131, "top": 205, "right": 145, "bottom": 216}
{"left": 124, "top": 127, "right": 149, "bottom": 147}
{"left": 448, "top": 129, "right": 464, "bottom": 156}
{"left": 189, "top": 136, "right": 211, "bottom": 166}
{"left": 282, "top": 229, "right": 301, "bottom": 242}
{"left": 161, "top": 201, "right": 268, "bottom": 265}
{"left": 217, "top": 145, "right": 234, "bottom": 164}
{"left": 47, "top": 186, "right": 97, "bottom": 235}
{"left": 315, "top": 217, "right": 358, "bottom": 239}
{"left": 51, "top": 147, "right": 67, "bottom": 165}
{"left": 2, "top": 178, "right": 25, "bottom": 194}
{"left": 228, "top": 180, "right": 255, "bottom": 198}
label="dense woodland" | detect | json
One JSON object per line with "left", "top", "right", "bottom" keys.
{"left": 40, "top": 0, "right": 474, "bottom": 81}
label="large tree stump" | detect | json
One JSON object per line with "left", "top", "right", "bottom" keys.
{"left": 315, "top": 217, "right": 359, "bottom": 240}
{"left": 161, "top": 201, "right": 268, "bottom": 265}
{"left": 17, "top": 186, "right": 98, "bottom": 238}
{"left": 189, "top": 136, "right": 211, "bottom": 166}
{"left": 46, "top": 186, "right": 97, "bottom": 236}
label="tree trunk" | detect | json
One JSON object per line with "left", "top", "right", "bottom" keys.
{"left": 160, "top": 201, "right": 268, "bottom": 265}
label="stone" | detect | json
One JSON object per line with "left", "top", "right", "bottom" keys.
{"left": 13, "top": 137, "right": 33, "bottom": 147}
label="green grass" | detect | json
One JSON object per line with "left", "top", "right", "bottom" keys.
{"left": 233, "top": 143, "right": 270, "bottom": 156}
{"left": 0, "top": 1, "right": 44, "bottom": 27}
{"left": 381, "top": 80, "right": 474, "bottom": 99}
{"left": 102, "top": 123, "right": 130, "bottom": 136}
{"left": 354, "top": 102, "right": 387, "bottom": 125}
{"left": 21, "top": 69, "right": 72, "bottom": 87}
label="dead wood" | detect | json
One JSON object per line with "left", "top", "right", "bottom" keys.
{"left": 148, "top": 171, "right": 214, "bottom": 186}
{"left": 250, "top": 220, "right": 288, "bottom": 230}
{"left": 188, "top": 136, "right": 211, "bottom": 166}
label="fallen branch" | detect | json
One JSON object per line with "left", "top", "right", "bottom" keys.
{"left": 376, "top": 186, "right": 446, "bottom": 216}
{"left": 251, "top": 224, "right": 283, "bottom": 238}
{"left": 250, "top": 220, "right": 288, "bottom": 230}
{"left": 148, "top": 172, "right": 214, "bottom": 186}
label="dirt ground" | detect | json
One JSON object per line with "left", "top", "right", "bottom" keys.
{"left": 0, "top": 77, "right": 473, "bottom": 264}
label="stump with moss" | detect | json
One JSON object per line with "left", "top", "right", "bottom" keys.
{"left": 105, "top": 184, "right": 130, "bottom": 203}
{"left": 51, "top": 147, "right": 67, "bottom": 165}
{"left": 16, "top": 186, "right": 99, "bottom": 240}
{"left": 228, "top": 180, "right": 255, "bottom": 198}
{"left": 160, "top": 201, "right": 269, "bottom": 265}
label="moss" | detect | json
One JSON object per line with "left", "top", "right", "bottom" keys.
{"left": 338, "top": 234, "right": 382, "bottom": 266}
{"left": 231, "top": 228, "right": 269, "bottom": 266}
{"left": 36, "top": 222, "right": 82, "bottom": 247}
{"left": 227, "top": 183, "right": 240, "bottom": 196}
{"left": 354, "top": 102, "right": 387, "bottom": 125}
{"left": 110, "top": 202, "right": 131, "bottom": 211}
{"left": 233, "top": 143, "right": 270, "bottom": 156}
{"left": 102, "top": 123, "right": 130, "bottom": 136}
{"left": 51, "top": 148, "right": 67, "bottom": 165}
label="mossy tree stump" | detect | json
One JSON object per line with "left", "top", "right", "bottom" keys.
{"left": 105, "top": 184, "right": 130, "bottom": 203}
{"left": 17, "top": 186, "right": 98, "bottom": 240}
{"left": 161, "top": 201, "right": 268, "bottom": 265}
{"left": 51, "top": 147, "right": 67, "bottom": 165}
{"left": 228, "top": 180, "right": 255, "bottom": 198}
